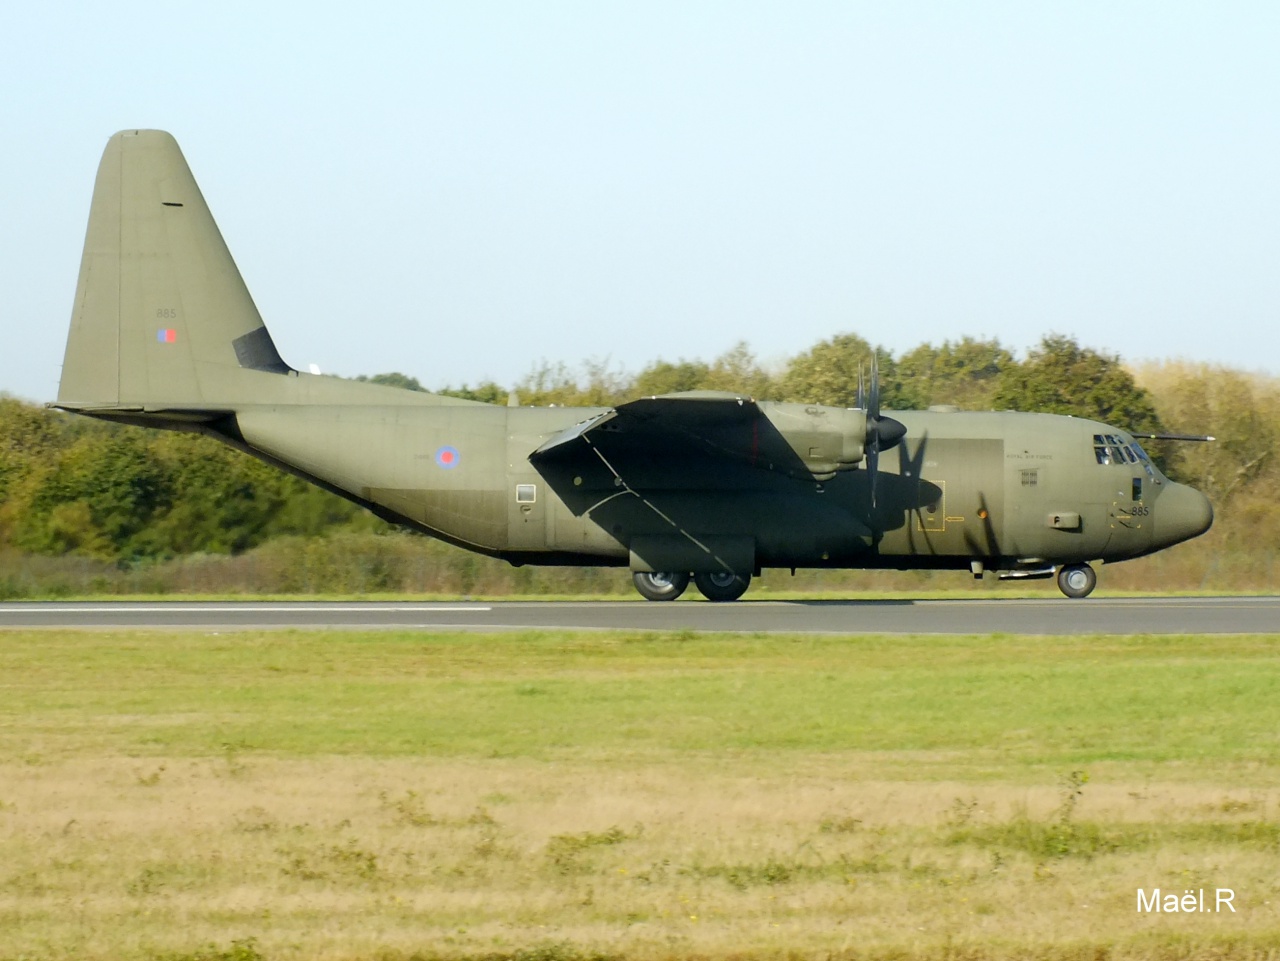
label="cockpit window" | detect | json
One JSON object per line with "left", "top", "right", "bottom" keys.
{"left": 1105, "top": 434, "right": 1128, "bottom": 464}
{"left": 1093, "top": 434, "right": 1132, "bottom": 466}
{"left": 1094, "top": 434, "right": 1155, "bottom": 475}
{"left": 1093, "top": 434, "right": 1112, "bottom": 465}
{"left": 1129, "top": 442, "right": 1156, "bottom": 479}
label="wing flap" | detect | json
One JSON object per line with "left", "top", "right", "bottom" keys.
{"left": 531, "top": 410, "right": 619, "bottom": 461}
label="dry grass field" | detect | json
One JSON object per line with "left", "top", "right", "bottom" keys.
{"left": 1, "top": 628, "right": 1279, "bottom": 960}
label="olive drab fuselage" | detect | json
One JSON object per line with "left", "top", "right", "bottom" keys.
{"left": 225, "top": 400, "right": 1211, "bottom": 575}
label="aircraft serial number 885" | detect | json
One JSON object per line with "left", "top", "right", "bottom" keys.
{"left": 53, "top": 131, "right": 1214, "bottom": 600}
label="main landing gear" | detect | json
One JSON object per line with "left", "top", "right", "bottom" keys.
{"left": 1057, "top": 562, "right": 1097, "bottom": 599}
{"left": 631, "top": 571, "right": 690, "bottom": 601}
{"left": 693, "top": 571, "right": 751, "bottom": 602}
{"left": 631, "top": 571, "right": 753, "bottom": 602}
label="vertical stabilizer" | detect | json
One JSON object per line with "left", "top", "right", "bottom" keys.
{"left": 57, "top": 129, "right": 291, "bottom": 410}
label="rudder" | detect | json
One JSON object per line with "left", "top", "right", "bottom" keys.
{"left": 57, "top": 130, "right": 291, "bottom": 410}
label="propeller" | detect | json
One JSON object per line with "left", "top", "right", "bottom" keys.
{"left": 860, "top": 353, "right": 907, "bottom": 508}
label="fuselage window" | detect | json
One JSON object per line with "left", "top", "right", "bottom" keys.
{"left": 516, "top": 484, "right": 537, "bottom": 504}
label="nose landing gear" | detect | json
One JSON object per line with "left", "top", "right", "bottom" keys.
{"left": 1057, "top": 563, "right": 1097, "bottom": 599}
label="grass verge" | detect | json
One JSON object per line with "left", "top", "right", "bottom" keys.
{"left": 1, "top": 629, "right": 1278, "bottom": 960}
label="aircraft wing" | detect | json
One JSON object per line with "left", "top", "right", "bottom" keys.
{"left": 531, "top": 392, "right": 760, "bottom": 466}
{"left": 529, "top": 391, "right": 862, "bottom": 485}
{"left": 532, "top": 393, "right": 763, "bottom": 465}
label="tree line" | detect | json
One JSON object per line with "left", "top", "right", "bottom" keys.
{"left": 371, "top": 332, "right": 1163, "bottom": 427}
{"left": 1, "top": 333, "right": 1275, "bottom": 582}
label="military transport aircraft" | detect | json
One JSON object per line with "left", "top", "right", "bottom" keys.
{"left": 52, "top": 131, "right": 1214, "bottom": 601}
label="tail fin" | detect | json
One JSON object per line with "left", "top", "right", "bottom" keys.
{"left": 57, "top": 130, "right": 292, "bottom": 411}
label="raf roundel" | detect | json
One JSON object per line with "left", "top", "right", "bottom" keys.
{"left": 435, "top": 446, "right": 460, "bottom": 469}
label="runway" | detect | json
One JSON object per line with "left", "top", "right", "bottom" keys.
{"left": 0, "top": 596, "right": 1277, "bottom": 634}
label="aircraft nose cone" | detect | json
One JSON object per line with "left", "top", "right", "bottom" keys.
{"left": 1155, "top": 483, "right": 1214, "bottom": 547}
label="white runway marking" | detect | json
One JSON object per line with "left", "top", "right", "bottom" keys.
{"left": 7, "top": 604, "right": 492, "bottom": 613}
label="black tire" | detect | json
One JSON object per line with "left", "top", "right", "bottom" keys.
{"left": 693, "top": 570, "right": 751, "bottom": 602}
{"left": 1057, "top": 563, "right": 1097, "bottom": 599}
{"left": 632, "top": 571, "right": 690, "bottom": 601}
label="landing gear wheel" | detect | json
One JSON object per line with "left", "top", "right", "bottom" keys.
{"left": 1057, "top": 563, "right": 1097, "bottom": 599}
{"left": 693, "top": 570, "right": 751, "bottom": 602}
{"left": 632, "top": 571, "right": 690, "bottom": 602}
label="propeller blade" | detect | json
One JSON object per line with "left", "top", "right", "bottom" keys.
{"left": 868, "top": 353, "right": 880, "bottom": 423}
{"left": 860, "top": 351, "right": 906, "bottom": 510}
{"left": 868, "top": 437, "right": 879, "bottom": 508}
{"left": 866, "top": 353, "right": 881, "bottom": 508}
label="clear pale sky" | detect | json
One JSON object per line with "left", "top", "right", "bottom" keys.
{"left": 3, "top": 2, "right": 1278, "bottom": 403}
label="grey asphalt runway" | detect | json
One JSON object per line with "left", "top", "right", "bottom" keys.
{"left": 0, "top": 596, "right": 1276, "bottom": 634}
